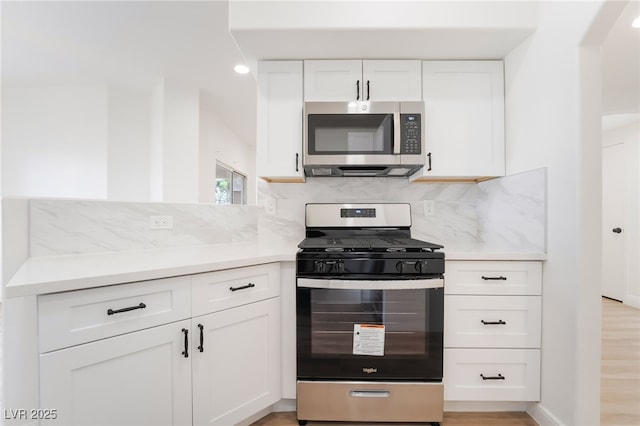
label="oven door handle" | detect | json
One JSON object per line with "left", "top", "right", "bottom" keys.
{"left": 297, "top": 278, "right": 444, "bottom": 290}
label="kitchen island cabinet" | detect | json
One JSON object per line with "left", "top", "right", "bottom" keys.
{"left": 34, "top": 262, "right": 282, "bottom": 426}
{"left": 40, "top": 319, "right": 193, "bottom": 426}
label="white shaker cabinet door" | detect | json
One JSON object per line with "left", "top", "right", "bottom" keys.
{"left": 40, "top": 320, "right": 193, "bottom": 426}
{"left": 257, "top": 60, "right": 305, "bottom": 182}
{"left": 414, "top": 61, "right": 504, "bottom": 181}
{"left": 192, "top": 297, "right": 281, "bottom": 426}
{"left": 362, "top": 60, "right": 422, "bottom": 101}
{"left": 304, "top": 60, "right": 363, "bottom": 101}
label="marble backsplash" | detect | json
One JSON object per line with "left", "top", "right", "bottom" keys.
{"left": 477, "top": 168, "right": 547, "bottom": 252}
{"left": 257, "top": 178, "right": 480, "bottom": 251}
{"left": 29, "top": 199, "right": 258, "bottom": 256}
{"left": 259, "top": 168, "right": 547, "bottom": 253}
{"left": 26, "top": 168, "right": 546, "bottom": 257}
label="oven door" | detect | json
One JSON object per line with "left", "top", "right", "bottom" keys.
{"left": 296, "top": 278, "right": 443, "bottom": 382}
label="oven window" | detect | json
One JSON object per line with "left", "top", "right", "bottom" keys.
{"left": 308, "top": 114, "right": 393, "bottom": 155}
{"left": 310, "top": 288, "right": 427, "bottom": 356}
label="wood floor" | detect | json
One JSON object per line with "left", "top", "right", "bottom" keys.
{"left": 253, "top": 298, "right": 640, "bottom": 426}
{"left": 251, "top": 411, "right": 537, "bottom": 426}
{"left": 601, "top": 297, "right": 640, "bottom": 426}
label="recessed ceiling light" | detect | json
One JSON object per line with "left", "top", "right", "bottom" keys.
{"left": 632, "top": 16, "right": 640, "bottom": 28}
{"left": 234, "top": 64, "right": 250, "bottom": 74}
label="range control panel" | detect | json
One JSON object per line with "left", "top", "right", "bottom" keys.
{"left": 400, "top": 114, "right": 422, "bottom": 154}
{"left": 340, "top": 208, "right": 376, "bottom": 218}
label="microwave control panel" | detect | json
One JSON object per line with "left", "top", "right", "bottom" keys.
{"left": 400, "top": 114, "right": 422, "bottom": 154}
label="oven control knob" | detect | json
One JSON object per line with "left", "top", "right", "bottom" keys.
{"left": 415, "top": 261, "right": 429, "bottom": 273}
{"left": 334, "top": 260, "right": 345, "bottom": 273}
{"left": 314, "top": 260, "right": 326, "bottom": 273}
{"left": 396, "top": 261, "right": 407, "bottom": 274}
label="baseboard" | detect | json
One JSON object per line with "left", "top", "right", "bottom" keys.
{"left": 527, "top": 402, "right": 564, "bottom": 426}
{"left": 624, "top": 295, "right": 640, "bottom": 309}
{"left": 273, "top": 399, "right": 296, "bottom": 412}
{"left": 444, "top": 401, "right": 528, "bottom": 412}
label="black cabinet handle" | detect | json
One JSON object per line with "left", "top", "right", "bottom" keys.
{"left": 480, "top": 373, "right": 505, "bottom": 381}
{"left": 427, "top": 153, "right": 432, "bottom": 171}
{"left": 481, "top": 276, "right": 507, "bottom": 281}
{"left": 366, "top": 80, "right": 370, "bottom": 100}
{"left": 612, "top": 227, "right": 622, "bottom": 233}
{"left": 107, "top": 302, "right": 146, "bottom": 316}
{"left": 481, "top": 320, "right": 506, "bottom": 325}
{"left": 197, "top": 324, "right": 204, "bottom": 353}
{"left": 296, "top": 153, "right": 299, "bottom": 172}
{"left": 181, "top": 328, "right": 189, "bottom": 358}
{"left": 229, "top": 283, "right": 256, "bottom": 292}
{"left": 356, "top": 80, "right": 360, "bottom": 100}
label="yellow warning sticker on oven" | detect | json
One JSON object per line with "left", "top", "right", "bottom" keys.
{"left": 353, "top": 324, "right": 385, "bottom": 356}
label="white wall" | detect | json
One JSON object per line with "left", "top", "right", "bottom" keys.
{"left": 504, "top": 1, "right": 607, "bottom": 424}
{"left": 161, "top": 83, "right": 200, "bottom": 203}
{"left": 200, "top": 100, "right": 257, "bottom": 205}
{"left": 603, "top": 118, "right": 640, "bottom": 307}
{"left": 2, "top": 82, "right": 254, "bottom": 205}
{"left": 2, "top": 85, "right": 108, "bottom": 199}
{"left": 107, "top": 87, "right": 151, "bottom": 201}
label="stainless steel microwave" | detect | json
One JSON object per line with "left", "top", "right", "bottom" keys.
{"left": 303, "top": 101, "right": 425, "bottom": 177}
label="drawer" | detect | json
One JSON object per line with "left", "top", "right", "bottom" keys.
{"left": 444, "top": 295, "right": 541, "bottom": 348}
{"left": 445, "top": 261, "right": 542, "bottom": 295}
{"left": 192, "top": 263, "right": 280, "bottom": 316}
{"left": 39, "top": 276, "right": 191, "bottom": 353}
{"left": 444, "top": 348, "right": 540, "bottom": 401}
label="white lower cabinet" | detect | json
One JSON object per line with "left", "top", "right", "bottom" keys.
{"left": 40, "top": 320, "right": 193, "bottom": 426}
{"left": 38, "top": 264, "right": 282, "bottom": 426}
{"left": 444, "top": 348, "right": 541, "bottom": 401}
{"left": 192, "top": 298, "right": 281, "bottom": 426}
{"left": 444, "top": 260, "right": 542, "bottom": 403}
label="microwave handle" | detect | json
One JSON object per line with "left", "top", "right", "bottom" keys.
{"left": 393, "top": 112, "right": 401, "bottom": 154}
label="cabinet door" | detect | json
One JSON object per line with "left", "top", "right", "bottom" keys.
{"left": 257, "top": 61, "right": 305, "bottom": 182}
{"left": 362, "top": 60, "right": 422, "bottom": 101}
{"left": 192, "top": 297, "right": 281, "bottom": 426}
{"left": 304, "top": 60, "right": 363, "bottom": 101}
{"left": 414, "top": 61, "right": 505, "bottom": 181}
{"left": 40, "top": 320, "right": 192, "bottom": 426}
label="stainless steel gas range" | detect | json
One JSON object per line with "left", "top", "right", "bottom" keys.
{"left": 295, "top": 203, "right": 445, "bottom": 425}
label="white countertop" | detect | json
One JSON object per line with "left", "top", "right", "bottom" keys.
{"left": 5, "top": 242, "right": 297, "bottom": 298}
{"left": 5, "top": 244, "right": 546, "bottom": 298}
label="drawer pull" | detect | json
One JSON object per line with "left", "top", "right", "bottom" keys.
{"left": 481, "top": 320, "right": 506, "bottom": 325}
{"left": 229, "top": 283, "right": 256, "bottom": 292}
{"left": 481, "top": 276, "right": 507, "bottom": 281}
{"left": 350, "top": 390, "right": 390, "bottom": 398}
{"left": 480, "top": 373, "right": 505, "bottom": 381}
{"left": 107, "top": 302, "right": 146, "bottom": 316}
{"left": 197, "top": 324, "right": 204, "bottom": 353}
{"left": 181, "top": 328, "right": 189, "bottom": 358}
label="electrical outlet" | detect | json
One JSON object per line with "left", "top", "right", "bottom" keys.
{"left": 265, "top": 197, "right": 276, "bottom": 215}
{"left": 423, "top": 200, "right": 435, "bottom": 216}
{"left": 150, "top": 215, "right": 173, "bottom": 229}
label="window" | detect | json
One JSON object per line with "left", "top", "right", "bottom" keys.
{"left": 215, "top": 163, "right": 246, "bottom": 205}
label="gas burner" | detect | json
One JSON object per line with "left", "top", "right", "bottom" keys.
{"left": 386, "top": 247, "right": 407, "bottom": 252}
{"left": 325, "top": 247, "right": 345, "bottom": 252}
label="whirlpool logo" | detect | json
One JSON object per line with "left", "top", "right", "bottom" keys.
{"left": 362, "top": 367, "right": 378, "bottom": 374}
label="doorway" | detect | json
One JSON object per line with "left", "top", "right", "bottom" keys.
{"left": 602, "top": 141, "right": 627, "bottom": 302}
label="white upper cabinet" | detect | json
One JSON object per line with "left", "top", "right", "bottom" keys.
{"left": 257, "top": 60, "right": 305, "bottom": 182}
{"left": 412, "top": 61, "right": 505, "bottom": 181}
{"left": 304, "top": 60, "right": 422, "bottom": 102}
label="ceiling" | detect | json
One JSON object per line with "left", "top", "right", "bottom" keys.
{"left": 2, "top": 1, "right": 638, "bottom": 147}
